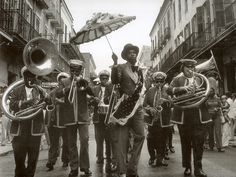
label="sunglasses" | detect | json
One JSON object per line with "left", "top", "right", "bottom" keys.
{"left": 185, "top": 65, "right": 195, "bottom": 68}
{"left": 155, "top": 80, "right": 164, "bottom": 83}
{"left": 101, "top": 77, "right": 109, "bottom": 80}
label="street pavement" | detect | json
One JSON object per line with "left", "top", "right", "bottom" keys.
{"left": 1, "top": 125, "right": 236, "bottom": 177}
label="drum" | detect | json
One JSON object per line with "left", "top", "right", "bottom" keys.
{"left": 98, "top": 104, "right": 109, "bottom": 115}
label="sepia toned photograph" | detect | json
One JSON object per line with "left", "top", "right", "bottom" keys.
{"left": 0, "top": 0, "right": 236, "bottom": 177}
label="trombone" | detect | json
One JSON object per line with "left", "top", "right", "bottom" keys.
{"left": 68, "top": 75, "right": 89, "bottom": 104}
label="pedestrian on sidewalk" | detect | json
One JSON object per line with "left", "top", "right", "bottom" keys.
{"left": 221, "top": 95, "right": 231, "bottom": 148}
{"left": 1, "top": 87, "right": 11, "bottom": 146}
{"left": 205, "top": 88, "right": 225, "bottom": 152}
{"left": 228, "top": 93, "right": 236, "bottom": 141}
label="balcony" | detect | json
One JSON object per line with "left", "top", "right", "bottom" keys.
{"left": 56, "top": 17, "right": 64, "bottom": 34}
{"left": 0, "top": 8, "right": 40, "bottom": 47}
{"left": 61, "top": 42, "right": 84, "bottom": 61}
{"left": 164, "top": 27, "right": 171, "bottom": 40}
{"left": 151, "top": 47, "right": 159, "bottom": 59}
{"left": 35, "top": 0, "right": 49, "bottom": 9}
{"left": 45, "top": 1, "right": 60, "bottom": 27}
{"left": 160, "top": 2, "right": 236, "bottom": 73}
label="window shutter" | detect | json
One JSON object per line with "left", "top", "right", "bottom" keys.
{"left": 196, "top": 6, "right": 204, "bottom": 34}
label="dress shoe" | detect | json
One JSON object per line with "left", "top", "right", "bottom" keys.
{"left": 148, "top": 158, "right": 155, "bottom": 166}
{"left": 218, "top": 148, "right": 225, "bottom": 152}
{"left": 184, "top": 168, "right": 192, "bottom": 176}
{"left": 68, "top": 170, "right": 78, "bottom": 177}
{"left": 155, "top": 159, "right": 168, "bottom": 167}
{"left": 110, "top": 162, "right": 117, "bottom": 172}
{"left": 46, "top": 162, "right": 54, "bottom": 171}
{"left": 194, "top": 169, "right": 207, "bottom": 177}
{"left": 127, "top": 174, "right": 139, "bottom": 177}
{"left": 169, "top": 147, "right": 175, "bottom": 153}
{"left": 96, "top": 158, "right": 104, "bottom": 164}
{"left": 80, "top": 168, "right": 92, "bottom": 175}
{"left": 105, "top": 163, "right": 111, "bottom": 173}
{"left": 164, "top": 156, "right": 170, "bottom": 160}
{"left": 62, "top": 162, "right": 68, "bottom": 167}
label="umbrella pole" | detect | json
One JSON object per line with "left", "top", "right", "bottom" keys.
{"left": 105, "top": 35, "right": 114, "bottom": 53}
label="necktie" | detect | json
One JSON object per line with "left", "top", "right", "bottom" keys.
{"left": 131, "top": 66, "right": 138, "bottom": 72}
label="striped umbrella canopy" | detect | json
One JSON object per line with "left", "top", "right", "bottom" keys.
{"left": 70, "top": 12, "right": 136, "bottom": 47}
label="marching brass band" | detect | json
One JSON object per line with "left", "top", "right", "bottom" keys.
{"left": 1, "top": 38, "right": 215, "bottom": 177}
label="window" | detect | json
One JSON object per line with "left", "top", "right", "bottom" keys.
{"left": 184, "top": 23, "right": 191, "bottom": 39}
{"left": 173, "top": 2, "right": 176, "bottom": 29}
{"left": 35, "top": 15, "right": 40, "bottom": 32}
{"left": 185, "top": 0, "right": 188, "bottom": 13}
{"left": 44, "top": 26, "right": 48, "bottom": 38}
{"left": 64, "top": 25, "right": 67, "bottom": 42}
{"left": 178, "top": 0, "right": 182, "bottom": 22}
{"left": 26, "top": 5, "right": 32, "bottom": 23}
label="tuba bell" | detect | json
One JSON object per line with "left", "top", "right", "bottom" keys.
{"left": 1, "top": 37, "right": 58, "bottom": 120}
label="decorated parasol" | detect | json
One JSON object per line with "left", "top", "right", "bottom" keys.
{"left": 70, "top": 12, "right": 136, "bottom": 52}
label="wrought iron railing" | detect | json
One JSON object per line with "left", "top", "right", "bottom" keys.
{"left": 0, "top": 8, "right": 40, "bottom": 42}
{"left": 160, "top": 14, "right": 236, "bottom": 72}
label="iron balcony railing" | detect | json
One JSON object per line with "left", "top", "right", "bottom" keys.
{"left": 0, "top": 8, "right": 40, "bottom": 42}
{"left": 160, "top": 14, "right": 236, "bottom": 72}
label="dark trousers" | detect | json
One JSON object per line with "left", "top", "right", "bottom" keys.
{"left": 94, "top": 114, "right": 111, "bottom": 162}
{"left": 47, "top": 126, "right": 69, "bottom": 165}
{"left": 167, "top": 126, "right": 174, "bottom": 149}
{"left": 147, "top": 126, "right": 168, "bottom": 162}
{"left": 12, "top": 136, "right": 41, "bottom": 177}
{"left": 116, "top": 109, "right": 145, "bottom": 175}
{"left": 208, "top": 117, "right": 222, "bottom": 149}
{"left": 178, "top": 124, "right": 207, "bottom": 170}
{"left": 66, "top": 124, "right": 90, "bottom": 171}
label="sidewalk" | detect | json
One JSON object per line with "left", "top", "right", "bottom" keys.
{"left": 0, "top": 143, "right": 12, "bottom": 156}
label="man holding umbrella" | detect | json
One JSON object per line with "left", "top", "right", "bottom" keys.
{"left": 111, "top": 44, "right": 145, "bottom": 177}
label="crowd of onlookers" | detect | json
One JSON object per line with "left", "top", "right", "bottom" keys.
{"left": 204, "top": 88, "right": 236, "bottom": 152}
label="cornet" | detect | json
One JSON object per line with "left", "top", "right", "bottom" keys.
{"left": 68, "top": 75, "right": 88, "bottom": 104}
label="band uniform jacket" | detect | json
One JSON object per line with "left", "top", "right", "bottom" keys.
{"left": 143, "top": 86, "right": 172, "bottom": 127}
{"left": 167, "top": 73, "right": 211, "bottom": 124}
{"left": 111, "top": 62, "right": 143, "bottom": 96}
{"left": 92, "top": 83, "right": 113, "bottom": 123}
{"left": 56, "top": 77, "right": 93, "bottom": 125}
{"left": 9, "top": 85, "right": 45, "bottom": 136}
{"left": 45, "top": 87, "right": 67, "bottom": 128}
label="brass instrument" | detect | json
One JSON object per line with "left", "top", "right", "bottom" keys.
{"left": 144, "top": 86, "right": 164, "bottom": 126}
{"left": 68, "top": 76, "right": 88, "bottom": 104}
{"left": 104, "top": 85, "right": 117, "bottom": 125}
{"left": 172, "top": 72, "right": 210, "bottom": 109}
{"left": 1, "top": 37, "right": 58, "bottom": 120}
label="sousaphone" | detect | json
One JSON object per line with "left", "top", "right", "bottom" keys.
{"left": 1, "top": 37, "right": 58, "bottom": 120}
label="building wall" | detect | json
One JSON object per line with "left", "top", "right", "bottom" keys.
{"left": 138, "top": 45, "right": 152, "bottom": 68}
{"left": 150, "top": 0, "right": 236, "bottom": 92}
